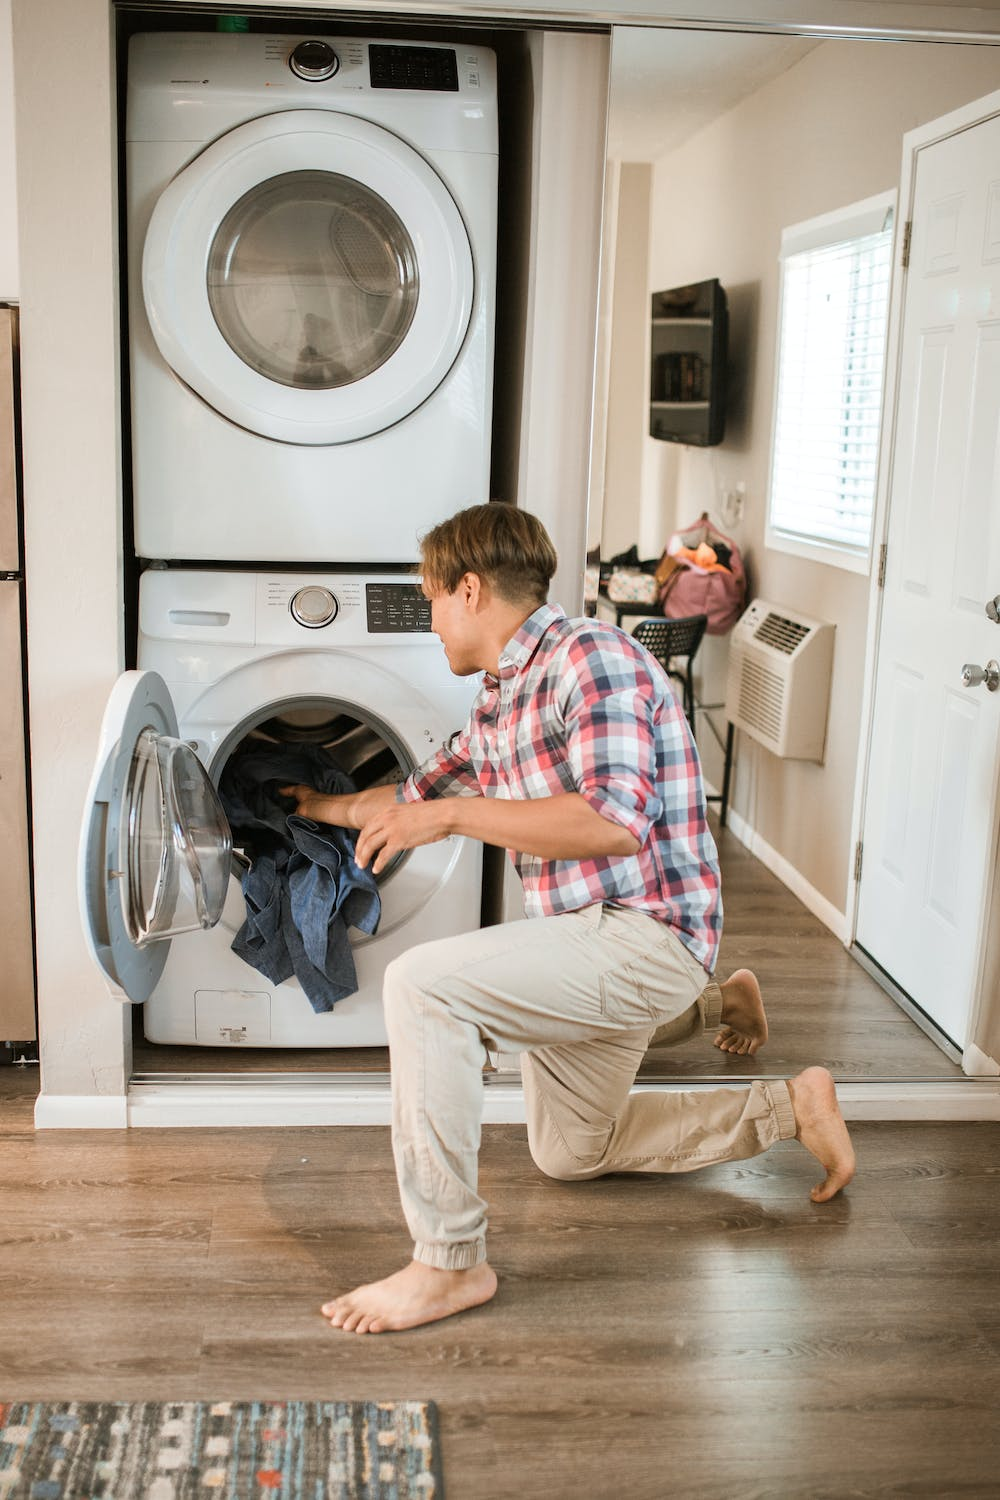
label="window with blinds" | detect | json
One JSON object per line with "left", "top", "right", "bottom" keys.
{"left": 766, "top": 190, "right": 896, "bottom": 573}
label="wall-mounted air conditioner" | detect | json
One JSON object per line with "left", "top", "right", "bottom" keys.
{"left": 724, "top": 599, "right": 835, "bottom": 761}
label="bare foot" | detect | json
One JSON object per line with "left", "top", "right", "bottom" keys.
{"left": 714, "top": 968, "right": 768, "bottom": 1055}
{"left": 787, "top": 1066, "right": 856, "bottom": 1202}
{"left": 321, "top": 1259, "right": 498, "bottom": 1335}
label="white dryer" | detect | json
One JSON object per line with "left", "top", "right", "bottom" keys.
{"left": 79, "top": 569, "right": 483, "bottom": 1047}
{"left": 127, "top": 32, "right": 498, "bottom": 563}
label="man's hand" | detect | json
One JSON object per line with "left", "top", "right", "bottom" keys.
{"left": 354, "top": 800, "right": 455, "bottom": 874}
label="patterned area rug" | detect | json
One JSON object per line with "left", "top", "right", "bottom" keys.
{"left": 0, "top": 1401, "right": 443, "bottom": 1499}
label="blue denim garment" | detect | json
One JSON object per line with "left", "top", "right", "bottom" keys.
{"left": 219, "top": 744, "right": 381, "bottom": 1013}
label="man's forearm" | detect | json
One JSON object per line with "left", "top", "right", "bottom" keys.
{"left": 289, "top": 781, "right": 398, "bottom": 829}
{"left": 443, "top": 791, "right": 640, "bottom": 861}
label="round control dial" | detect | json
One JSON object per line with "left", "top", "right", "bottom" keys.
{"left": 290, "top": 586, "right": 339, "bottom": 629}
{"left": 289, "top": 40, "right": 340, "bottom": 81}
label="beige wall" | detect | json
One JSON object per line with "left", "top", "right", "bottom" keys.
{"left": 514, "top": 31, "right": 609, "bottom": 614}
{"left": 0, "top": 0, "right": 17, "bottom": 298}
{"left": 630, "top": 37, "right": 1000, "bottom": 915}
{"left": 600, "top": 162, "right": 651, "bottom": 561}
{"left": 14, "top": 0, "right": 130, "bottom": 1109}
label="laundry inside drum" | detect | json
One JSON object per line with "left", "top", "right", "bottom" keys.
{"left": 216, "top": 698, "right": 414, "bottom": 881}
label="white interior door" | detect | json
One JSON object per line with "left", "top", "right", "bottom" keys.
{"left": 856, "top": 91, "right": 1000, "bottom": 1051}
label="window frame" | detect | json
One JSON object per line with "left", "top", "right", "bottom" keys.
{"left": 764, "top": 188, "right": 898, "bottom": 575}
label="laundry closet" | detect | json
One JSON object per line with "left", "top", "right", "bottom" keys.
{"left": 17, "top": 1, "right": 606, "bottom": 1120}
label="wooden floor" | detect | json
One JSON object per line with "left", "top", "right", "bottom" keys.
{"left": 133, "top": 821, "right": 963, "bottom": 1083}
{"left": 3, "top": 1066, "right": 1000, "bottom": 1496}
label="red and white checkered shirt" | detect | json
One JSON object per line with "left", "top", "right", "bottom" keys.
{"left": 399, "top": 604, "right": 722, "bottom": 972}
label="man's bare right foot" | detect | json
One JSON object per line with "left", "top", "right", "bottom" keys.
{"left": 714, "top": 968, "right": 768, "bottom": 1055}
{"left": 321, "top": 1258, "right": 497, "bottom": 1335}
{"left": 787, "top": 1066, "right": 856, "bottom": 1201}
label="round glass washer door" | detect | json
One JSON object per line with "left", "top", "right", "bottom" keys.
{"left": 142, "top": 110, "right": 475, "bottom": 445}
{"left": 80, "top": 671, "right": 233, "bottom": 1004}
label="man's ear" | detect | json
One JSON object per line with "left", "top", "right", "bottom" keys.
{"left": 461, "top": 571, "right": 486, "bottom": 610}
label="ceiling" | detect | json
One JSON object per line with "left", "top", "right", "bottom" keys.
{"left": 606, "top": 28, "right": 820, "bottom": 161}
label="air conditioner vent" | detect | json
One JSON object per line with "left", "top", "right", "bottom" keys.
{"left": 725, "top": 598, "right": 835, "bottom": 761}
{"left": 736, "top": 656, "right": 785, "bottom": 741}
{"left": 754, "top": 612, "right": 810, "bottom": 654}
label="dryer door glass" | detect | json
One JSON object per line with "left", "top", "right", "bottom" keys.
{"left": 207, "top": 170, "right": 419, "bottom": 390}
{"left": 125, "top": 730, "right": 233, "bottom": 945}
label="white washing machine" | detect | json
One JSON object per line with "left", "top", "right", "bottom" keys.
{"left": 127, "top": 32, "right": 498, "bottom": 563}
{"left": 80, "top": 569, "right": 483, "bottom": 1047}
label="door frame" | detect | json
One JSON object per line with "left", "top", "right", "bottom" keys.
{"left": 847, "top": 86, "right": 1000, "bottom": 1070}
{"left": 16, "top": 0, "right": 1000, "bottom": 1123}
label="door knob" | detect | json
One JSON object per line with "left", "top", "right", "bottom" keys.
{"left": 961, "top": 660, "right": 1000, "bottom": 691}
{"left": 987, "top": 596, "right": 1000, "bottom": 624}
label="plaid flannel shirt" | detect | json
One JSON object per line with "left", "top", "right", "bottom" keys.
{"left": 398, "top": 604, "right": 722, "bottom": 972}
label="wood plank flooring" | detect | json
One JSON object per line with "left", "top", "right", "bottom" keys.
{"left": 3, "top": 1066, "right": 1000, "bottom": 1497}
{"left": 132, "top": 820, "right": 963, "bottom": 1082}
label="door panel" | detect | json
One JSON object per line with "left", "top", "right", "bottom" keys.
{"left": 857, "top": 98, "right": 1000, "bottom": 1051}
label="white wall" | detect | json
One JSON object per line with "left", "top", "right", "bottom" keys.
{"left": 0, "top": 0, "right": 18, "bottom": 298}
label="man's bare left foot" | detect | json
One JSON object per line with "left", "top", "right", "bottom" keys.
{"left": 787, "top": 1066, "right": 856, "bottom": 1202}
{"left": 714, "top": 967, "right": 768, "bottom": 1055}
{"left": 321, "top": 1259, "right": 498, "bottom": 1334}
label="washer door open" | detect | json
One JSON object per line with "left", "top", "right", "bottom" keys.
{"left": 80, "top": 671, "right": 233, "bottom": 1003}
{"left": 142, "top": 110, "right": 475, "bottom": 444}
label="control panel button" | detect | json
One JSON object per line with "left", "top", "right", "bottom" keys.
{"left": 289, "top": 40, "right": 340, "bottom": 81}
{"left": 290, "top": 586, "right": 339, "bottom": 628}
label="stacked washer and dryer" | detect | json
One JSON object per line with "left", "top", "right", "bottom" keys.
{"left": 81, "top": 31, "right": 499, "bottom": 1049}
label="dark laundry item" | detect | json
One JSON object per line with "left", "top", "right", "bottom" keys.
{"left": 218, "top": 742, "right": 381, "bottom": 1013}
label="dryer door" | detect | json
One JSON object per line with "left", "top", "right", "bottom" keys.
{"left": 80, "top": 671, "right": 233, "bottom": 1003}
{"left": 142, "top": 110, "right": 475, "bottom": 445}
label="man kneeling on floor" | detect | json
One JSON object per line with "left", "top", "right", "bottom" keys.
{"left": 283, "top": 502, "right": 855, "bottom": 1335}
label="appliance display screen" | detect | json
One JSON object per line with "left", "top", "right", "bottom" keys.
{"left": 366, "top": 582, "right": 432, "bottom": 634}
{"left": 369, "top": 45, "right": 459, "bottom": 91}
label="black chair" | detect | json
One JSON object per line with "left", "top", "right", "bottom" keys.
{"left": 631, "top": 614, "right": 708, "bottom": 728}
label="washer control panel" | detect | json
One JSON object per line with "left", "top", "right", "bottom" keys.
{"left": 290, "top": 585, "right": 339, "bottom": 628}
{"left": 259, "top": 574, "right": 431, "bottom": 643}
{"left": 139, "top": 572, "right": 438, "bottom": 650}
{"left": 365, "top": 582, "right": 432, "bottom": 633}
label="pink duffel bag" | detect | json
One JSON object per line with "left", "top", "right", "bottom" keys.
{"left": 656, "top": 513, "right": 746, "bottom": 635}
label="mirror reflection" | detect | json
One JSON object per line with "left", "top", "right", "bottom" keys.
{"left": 594, "top": 28, "right": 1000, "bottom": 1083}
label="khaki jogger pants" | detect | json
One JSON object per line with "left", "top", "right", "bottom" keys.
{"left": 382, "top": 902, "right": 797, "bottom": 1269}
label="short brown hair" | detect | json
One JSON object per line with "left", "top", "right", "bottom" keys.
{"left": 419, "top": 503, "right": 558, "bottom": 605}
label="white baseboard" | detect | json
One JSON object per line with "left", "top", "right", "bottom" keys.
{"left": 725, "top": 805, "right": 850, "bottom": 943}
{"left": 123, "top": 1078, "right": 530, "bottom": 1128}
{"left": 34, "top": 1093, "right": 129, "bottom": 1129}
{"left": 833, "top": 1081, "right": 1000, "bottom": 1119}
{"left": 96, "top": 1076, "right": 1000, "bottom": 1127}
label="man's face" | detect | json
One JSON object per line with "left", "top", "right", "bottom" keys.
{"left": 423, "top": 579, "right": 484, "bottom": 676}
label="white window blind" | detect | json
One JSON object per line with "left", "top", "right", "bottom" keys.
{"left": 767, "top": 192, "right": 895, "bottom": 568}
